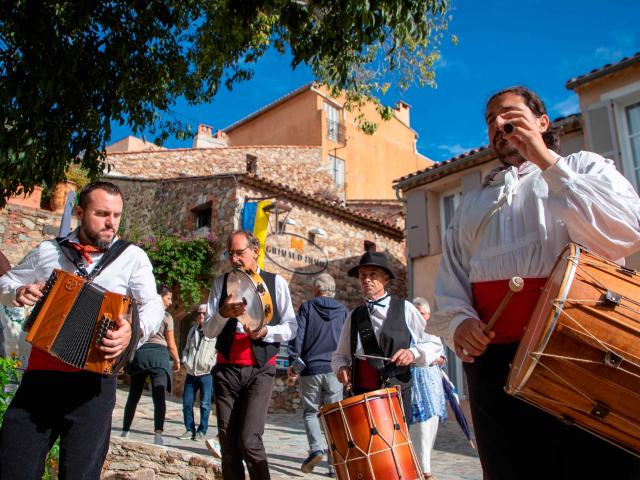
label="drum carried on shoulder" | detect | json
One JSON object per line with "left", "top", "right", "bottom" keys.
{"left": 507, "top": 243, "right": 640, "bottom": 455}
{"left": 319, "top": 386, "right": 423, "bottom": 480}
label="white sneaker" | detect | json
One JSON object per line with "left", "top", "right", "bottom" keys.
{"left": 120, "top": 430, "right": 129, "bottom": 439}
{"left": 179, "top": 430, "right": 195, "bottom": 440}
{"left": 154, "top": 432, "right": 164, "bottom": 446}
{"left": 206, "top": 438, "right": 221, "bottom": 459}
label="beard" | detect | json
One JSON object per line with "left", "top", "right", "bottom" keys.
{"left": 492, "top": 135, "right": 526, "bottom": 167}
{"left": 81, "top": 222, "right": 116, "bottom": 249}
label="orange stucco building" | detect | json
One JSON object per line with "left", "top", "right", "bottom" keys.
{"left": 224, "top": 83, "right": 433, "bottom": 201}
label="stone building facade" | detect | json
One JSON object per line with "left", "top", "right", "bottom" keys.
{"left": 106, "top": 144, "right": 407, "bottom": 411}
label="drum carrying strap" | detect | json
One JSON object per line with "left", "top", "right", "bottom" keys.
{"left": 351, "top": 298, "right": 410, "bottom": 386}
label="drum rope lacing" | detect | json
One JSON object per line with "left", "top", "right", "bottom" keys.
{"left": 322, "top": 390, "right": 419, "bottom": 479}
{"left": 526, "top": 258, "right": 640, "bottom": 432}
{"left": 520, "top": 360, "right": 640, "bottom": 433}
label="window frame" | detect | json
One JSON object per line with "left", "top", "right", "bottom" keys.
{"left": 439, "top": 187, "right": 462, "bottom": 243}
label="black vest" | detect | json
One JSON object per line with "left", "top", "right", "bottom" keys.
{"left": 350, "top": 296, "right": 412, "bottom": 388}
{"left": 215, "top": 270, "right": 281, "bottom": 367}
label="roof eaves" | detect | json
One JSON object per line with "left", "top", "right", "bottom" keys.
{"left": 239, "top": 174, "right": 404, "bottom": 239}
{"left": 394, "top": 113, "right": 583, "bottom": 191}
{"left": 566, "top": 52, "right": 640, "bottom": 90}
{"left": 224, "top": 83, "right": 314, "bottom": 132}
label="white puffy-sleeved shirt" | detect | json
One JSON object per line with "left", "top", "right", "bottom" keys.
{"left": 0, "top": 229, "right": 165, "bottom": 345}
{"left": 431, "top": 150, "right": 640, "bottom": 348}
{"left": 203, "top": 268, "right": 297, "bottom": 344}
{"left": 331, "top": 294, "right": 444, "bottom": 373}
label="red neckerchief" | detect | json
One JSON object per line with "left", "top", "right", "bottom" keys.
{"left": 67, "top": 242, "right": 107, "bottom": 264}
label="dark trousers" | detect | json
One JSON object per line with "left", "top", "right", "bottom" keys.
{"left": 214, "top": 363, "right": 276, "bottom": 480}
{"left": 465, "top": 343, "right": 640, "bottom": 480}
{"left": 122, "top": 370, "right": 168, "bottom": 432}
{"left": 0, "top": 370, "right": 116, "bottom": 480}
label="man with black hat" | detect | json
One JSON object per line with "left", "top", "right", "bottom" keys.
{"left": 331, "top": 251, "right": 442, "bottom": 421}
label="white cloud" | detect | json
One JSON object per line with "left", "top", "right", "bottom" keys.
{"left": 552, "top": 95, "right": 579, "bottom": 117}
{"left": 436, "top": 143, "right": 476, "bottom": 157}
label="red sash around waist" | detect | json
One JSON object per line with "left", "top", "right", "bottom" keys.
{"left": 216, "top": 332, "right": 276, "bottom": 367}
{"left": 472, "top": 277, "right": 547, "bottom": 344}
{"left": 27, "top": 347, "right": 83, "bottom": 373}
{"left": 354, "top": 359, "right": 380, "bottom": 391}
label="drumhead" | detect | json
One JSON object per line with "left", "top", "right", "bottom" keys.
{"left": 507, "top": 244, "right": 578, "bottom": 393}
{"left": 226, "top": 269, "right": 265, "bottom": 331}
{"left": 319, "top": 387, "right": 400, "bottom": 416}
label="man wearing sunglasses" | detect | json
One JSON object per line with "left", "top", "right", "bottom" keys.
{"left": 203, "top": 230, "right": 296, "bottom": 480}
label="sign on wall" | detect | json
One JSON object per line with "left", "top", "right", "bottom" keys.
{"left": 265, "top": 233, "right": 328, "bottom": 275}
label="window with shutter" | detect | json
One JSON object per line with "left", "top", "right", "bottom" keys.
{"left": 584, "top": 100, "right": 622, "bottom": 171}
{"left": 406, "top": 190, "right": 429, "bottom": 258}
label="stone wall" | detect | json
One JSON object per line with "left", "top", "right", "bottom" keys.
{"left": 108, "top": 175, "right": 406, "bottom": 410}
{"left": 110, "top": 175, "right": 407, "bottom": 311}
{"left": 107, "top": 146, "right": 338, "bottom": 200}
{"left": 0, "top": 204, "right": 73, "bottom": 266}
{"left": 102, "top": 438, "right": 221, "bottom": 479}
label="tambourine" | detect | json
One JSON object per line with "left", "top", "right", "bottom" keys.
{"left": 225, "top": 269, "right": 273, "bottom": 333}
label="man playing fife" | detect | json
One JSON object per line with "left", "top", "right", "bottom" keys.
{"left": 203, "top": 230, "right": 297, "bottom": 480}
{"left": 0, "top": 181, "right": 164, "bottom": 479}
{"left": 430, "top": 86, "right": 640, "bottom": 479}
{"left": 332, "top": 252, "right": 443, "bottom": 423}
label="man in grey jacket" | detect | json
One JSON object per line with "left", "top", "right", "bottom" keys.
{"left": 179, "top": 304, "right": 217, "bottom": 440}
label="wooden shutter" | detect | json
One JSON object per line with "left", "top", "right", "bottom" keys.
{"left": 460, "top": 170, "right": 482, "bottom": 197}
{"left": 584, "top": 100, "right": 622, "bottom": 173}
{"left": 406, "top": 189, "right": 429, "bottom": 258}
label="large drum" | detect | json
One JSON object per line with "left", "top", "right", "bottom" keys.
{"left": 225, "top": 269, "right": 273, "bottom": 333}
{"left": 319, "top": 387, "right": 422, "bottom": 480}
{"left": 507, "top": 243, "right": 640, "bottom": 455}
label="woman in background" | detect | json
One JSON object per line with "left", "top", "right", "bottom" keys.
{"left": 410, "top": 297, "right": 448, "bottom": 480}
{"left": 121, "top": 285, "right": 180, "bottom": 445}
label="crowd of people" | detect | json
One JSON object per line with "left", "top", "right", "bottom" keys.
{"left": 0, "top": 85, "right": 639, "bottom": 480}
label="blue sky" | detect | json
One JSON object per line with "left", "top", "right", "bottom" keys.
{"left": 109, "top": 0, "right": 640, "bottom": 162}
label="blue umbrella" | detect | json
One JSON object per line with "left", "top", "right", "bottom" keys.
{"left": 441, "top": 370, "right": 475, "bottom": 449}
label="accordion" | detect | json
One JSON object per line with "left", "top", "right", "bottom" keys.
{"left": 24, "top": 268, "right": 139, "bottom": 375}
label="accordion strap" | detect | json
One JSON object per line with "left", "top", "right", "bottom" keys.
{"left": 56, "top": 237, "right": 132, "bottom": 280}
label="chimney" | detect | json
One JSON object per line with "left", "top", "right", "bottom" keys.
{"left": 192, "top": 124, "right": 228, "bottom": 148}
{"left": 394, "top": 101, "right": 411, "bottom": 126}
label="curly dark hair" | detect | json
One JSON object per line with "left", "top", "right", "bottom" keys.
{"left": 486, "top": 86, "right": 560, "bottom": 152}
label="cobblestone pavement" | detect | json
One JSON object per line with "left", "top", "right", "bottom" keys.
{"left": 111, "top": 385, "right": 481, "bottom": 479}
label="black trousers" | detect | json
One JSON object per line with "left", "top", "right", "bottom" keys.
{"left": 122, "top": 369, "right": 169, "bottom": 432}
{"left": 464, "top": 343, "right": 640, "bottom": 480}
{"left": 0, "top": 370, "right": 116, "bottom": 480}
{"left": 214, "top": 363, "right": 276, "bottom": 480}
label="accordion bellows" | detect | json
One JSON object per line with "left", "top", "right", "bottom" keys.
{"left": 25, "top": 269, "right": 134, "bottom": 375}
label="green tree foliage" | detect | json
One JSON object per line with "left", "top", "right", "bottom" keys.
{"left": 0, "top": 0, "right": 452, "bottom": 205}
{"left": 137, "top": 234, "right": 217, "bottom": 308}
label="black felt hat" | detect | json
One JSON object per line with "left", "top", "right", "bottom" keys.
{"left": 347, "top": 251, "right": 395, "bottom": 279}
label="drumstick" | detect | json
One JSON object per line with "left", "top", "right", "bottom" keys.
{"left": 355, "top": 353, "right": 392, "bottom": 362}
{"left": 355, "top": 353, "right": 418, "bottom": 366}
{"left": 483, "top": 276, "right": 524, "bottom": 335}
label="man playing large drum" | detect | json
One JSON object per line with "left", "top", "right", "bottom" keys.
{"left": 429, "top": 86, "right": 640, "bottom": 479}
{"left": 332, "top": 251, "right": 443, "bottom": 422}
